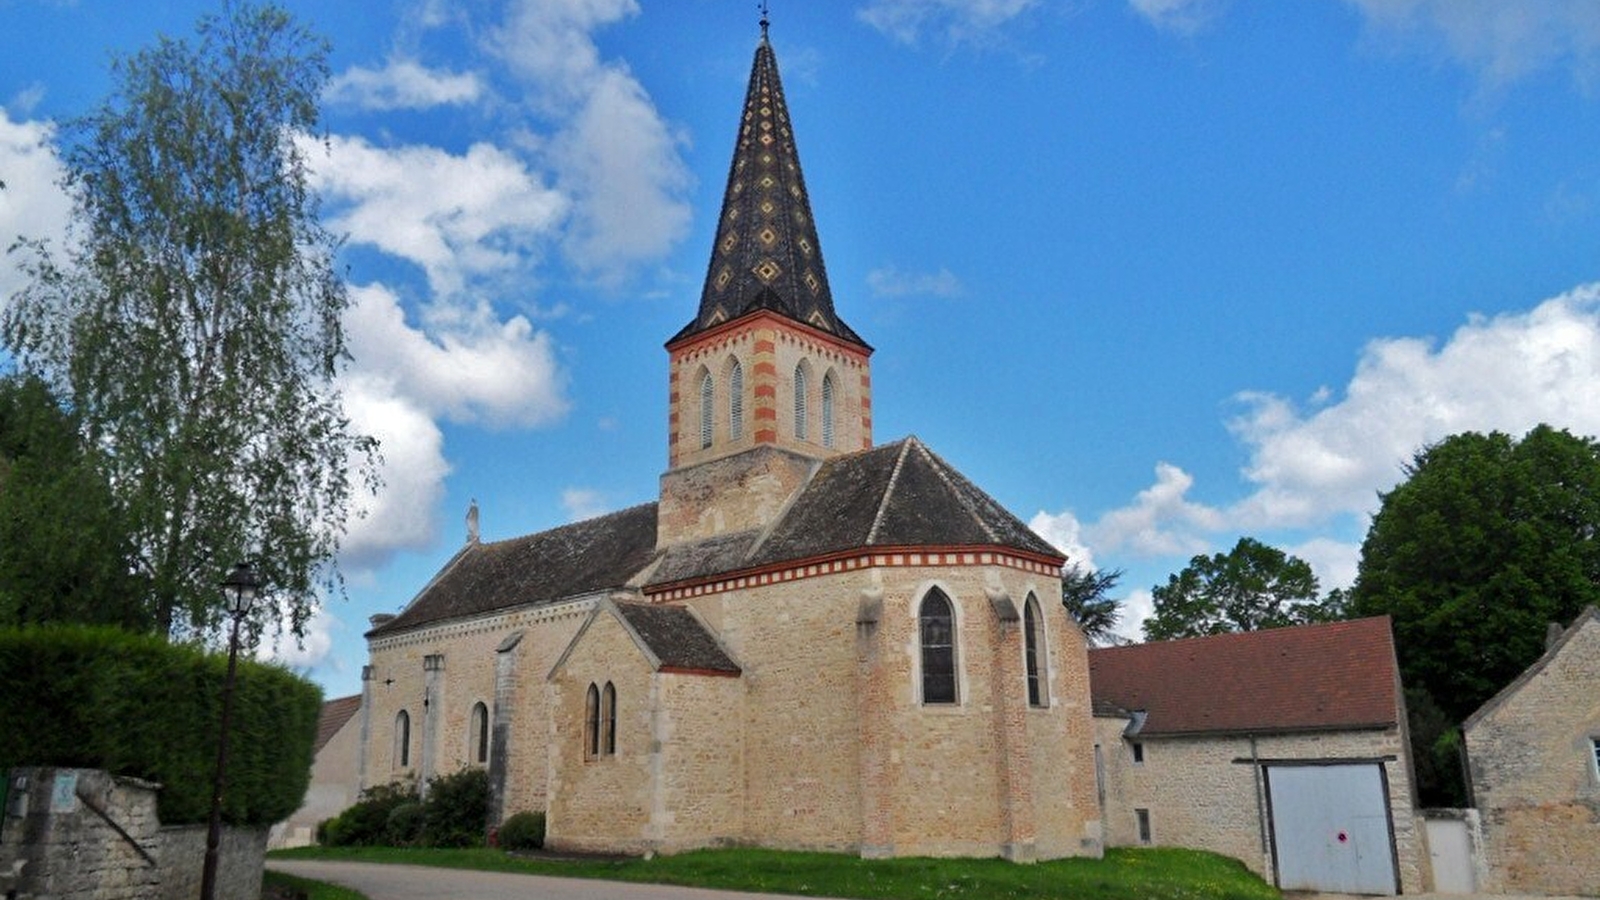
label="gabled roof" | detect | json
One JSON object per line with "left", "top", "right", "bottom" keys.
{"left": 314, "top": 694, "right": 361, "bottom": 754}
{"left": 1088, "top": 616, "right": 1401, "bottom": 737}
{"left": 367, "top": 503, "right": 659, "bottom": 637}
{"left": 548, "top": 598, "right": 741, "bottom": 679}
{"left": 372, "top": 438, "right": 1061, "bottom": 636}
{"left": 1463, "top": 605, "right": 1600, "bottom": 732}
{"left": 613, "top": 602, "right": 741, "bottom": 675}
{"left": 670, "top": 29, "right": 865, "bottom": 350}
{"left": 645, "top": 436, "right": 1063, "bottom": 590}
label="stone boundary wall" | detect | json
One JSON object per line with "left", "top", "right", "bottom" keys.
{"left": 1, "top": 767, "right": 266, "bottom": 900}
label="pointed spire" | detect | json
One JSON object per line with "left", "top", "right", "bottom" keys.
{"left": 670, "top": 26, "right": 866, "bottom": 349}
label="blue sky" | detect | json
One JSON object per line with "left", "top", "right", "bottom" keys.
{"left": 5, "top": 0, "right": 1600, "bottom": 699}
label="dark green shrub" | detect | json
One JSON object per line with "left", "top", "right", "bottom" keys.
{"left": 320, "top": 780, "right": 417, "bottom": 846}
{"left": 0, "top": 625, "right": 320, "bottom": 826}
{"left": 385, "top": 801, "right": 425, "bottom": 846}
{"left": 498, "top": 810, "right": 545, "bottom": 850}
{"left": 421, "top": 767, "right": 489, "bottom": 848}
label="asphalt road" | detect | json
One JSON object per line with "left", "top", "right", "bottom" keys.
{"left": 267, "top": 860, "right": 842, "bottom": 900}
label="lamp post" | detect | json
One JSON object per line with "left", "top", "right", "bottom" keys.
{"left": 200, "top": 561, "right": 261, "bottom": 900}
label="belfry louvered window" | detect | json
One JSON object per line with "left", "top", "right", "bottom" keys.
{"left": 821, "top": 372, "right": 836, "bottom": 448}
{"left": 730, "top": 360, "right": 744, "bottom": 440}
{"left": 699, "top": 370, "right": 714, "bottom": 449}
{"left": 919, "top": 589, "right": 957, "bottom": 704}
{"left": 794, "top": 365, "right": 809, "bottom": 440}
{"left": 1024, "top": 594, "right": 1046, "bottom": 707}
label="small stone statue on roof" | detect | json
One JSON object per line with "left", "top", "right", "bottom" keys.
{"left": 467, "top": 498, "right": 480, "bottom": 544}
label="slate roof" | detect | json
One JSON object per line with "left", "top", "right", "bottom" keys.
{"left": 367, "top": 503, "right": 659, "bottom": 637}
{"left": 373, "top": 439, "right": 1062, "bottom": 636}
{"left": 1088, "top": 616, "right": 1401, "bottom": 737}
{"left": 670, "top": 30, "right": 865, "bottom": 350}
{"left": 314, "top": 694, "right": 361, "bottom": 754}
{"left": 614, "top": 601, "right": 741, "bottom": 675}
{"left": 644, "top": 436, "right": 1064, "bottom": 590}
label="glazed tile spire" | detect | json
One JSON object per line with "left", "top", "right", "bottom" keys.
{"left": 672, "top": 28, "right": 865, "bottom": 348}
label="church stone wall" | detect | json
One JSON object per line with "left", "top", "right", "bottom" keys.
{"left": 1465, "top": 614, "right": 1600, "bottom": 897}
{"left": 1095, "top": 721, "right": 1425, "bottom": 892}
{"left": 545, "top": 614, "right": 656, "bottom": 853}
{"left": 685, "top": 561, "right": 1100, "bottom": 860}
{"left": 362, "top": 599, "right": 592, "bottom": 818}
{"left": 685, "top": 571, "right": 864, "bottom": 851}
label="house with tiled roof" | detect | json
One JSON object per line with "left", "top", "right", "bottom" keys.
{"left": 1463, "top": 606, "right": 1600, "bottom": 897}
{"left": 270, "top": 694, "right": 362, "bottom": 848}
{"left": 1089, "top": 616, "right": 1426, "bottom": 895}
{"left": 356, "top": 19, "right": 1101, "bottom": 861}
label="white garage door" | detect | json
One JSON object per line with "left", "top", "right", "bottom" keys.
{"left": 1266, "top": 763, "right": 1398, "bottom": 895}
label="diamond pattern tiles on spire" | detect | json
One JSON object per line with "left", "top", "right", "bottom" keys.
{"left": 673, "top": 35, "right": 866, "bottom": 349}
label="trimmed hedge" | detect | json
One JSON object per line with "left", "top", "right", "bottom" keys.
{"left": 0, "top": 624, "right": 320, "bottom": 826}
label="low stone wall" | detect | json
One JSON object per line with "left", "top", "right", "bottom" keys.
{"left": 157, "top": 823, "right": 269, "bottom": 900}
{"left": 1, "top": 767, "right": 266, "bottom": 900}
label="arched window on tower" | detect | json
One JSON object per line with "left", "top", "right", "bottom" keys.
{"left": 794, "top": 364, "right": 809, "bottom": 441}
{"left": 821, "top": 372, "right": 836, "bottom": 449}
{"left": 394, "top": 710, "right": 411, "bottom": 768}
{"left": 1024, "top": 593, "right": 1047, "bottom": 708}
{"left": 919, "top": 589, "right": 958, "bottom": 705}
{"left": 469, "top": 701, "right": 489, "bottom": 764}
{"left": 729, "top": 359, "right": 744, "bottom": 440}
{"left": 699, "top": 369, "right": 715, "bottom": 449}
{"left": 584, "top": 683, "right": 600, "bottom": 759}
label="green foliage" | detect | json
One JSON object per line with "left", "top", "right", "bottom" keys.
{"left": 421, "top": 767, "right": 489, "bottom": 848}
{"left": 0, "top": 625, "right": 320, "bottom": 825}
{"left": 269, "top": 845, "right": 1279, "bottom": 900}
{"left": 1350, "top": 425, "right": 1600, "bottom": 723}
{"left": 1144, "top": 537, "right": 1336, "bottom": 641}
{"left": 497, "top": 810, "right": 546, "bottom": 851}
{"left": 0, "top": 374, "right": 148, "bottom": 630}
{"left": 319, "top": 780, "right": 418, "bottom": 847}
{"left": 384, "top": 802, "right": 425, "bottom": 847}
{"left": 1060, "top": 564, "right": 1124, "bottom": 645}
{"left": 2, "top": 2, "right": 377, "bottom": 641}
{"left": 1403, "top": 687, "right": 1467, "bottom": 807}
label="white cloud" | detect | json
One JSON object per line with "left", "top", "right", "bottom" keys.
{"left": 866, "top": 264, "right": 964, "bottom": 299}
{"left": 1344, "top": 0, "right": 1600, "bottom": 89}
{"left": 1126, "top": 0, "right": 1224, "bottom": 35}
{"left": 1028, "top": 509, "right": 1096, "bottom": 569}
{"left": 256, "top": 604, "right": 339, "bottom": 670}
{"left": 858, "top": 0, "right": 1040, "bottom": 47}
{"left": 0, "top": 110, "right": 71, "bottom": 305}
{"left": 486, "top": 0, "right": 691, "bottom": 281}
{"left": 304, "top": 133, "right": 568, "bottom": 297}
{"left": 325, "top": 57, "right": 484, "bottom": 111}
{"left": 344, "top": 281, "right": 569, "bottom": 429}
{"left": 1229, "top": 284, "right": 1600, "bottom": 529}
{"left": 1036, "top": 283, "right": 1600, "bottom": 615}
{"left": 1086, "top": 461, "right": 1226, "bottom": 557}
{"left": 338, "top": 369, "right": 452, "bottom": 566}
{"left": 561, "top": 487, "right": 610, "bottom": 522}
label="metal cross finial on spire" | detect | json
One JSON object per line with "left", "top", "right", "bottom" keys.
{"left": 759, "top": 1, "right": 770, "bottom": 40}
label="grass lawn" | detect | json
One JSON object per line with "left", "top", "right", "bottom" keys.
{"left": 268, "top": 845, "right": 1281, "bottom": 899}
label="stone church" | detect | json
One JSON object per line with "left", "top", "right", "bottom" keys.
{"left": 357, "top": 24, "right": 1102, "bottom": 861}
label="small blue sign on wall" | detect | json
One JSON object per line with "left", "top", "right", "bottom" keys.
{"left": 50, "top": 772, "right": 78, "bottom": 814}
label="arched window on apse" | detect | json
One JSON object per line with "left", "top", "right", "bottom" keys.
{"left": 919, "top": 589, "right": 958, "bottom": 705}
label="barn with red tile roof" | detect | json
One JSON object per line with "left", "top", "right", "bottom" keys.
{"left": 1089, "top": 617, "right": 1427, "bottom": 895}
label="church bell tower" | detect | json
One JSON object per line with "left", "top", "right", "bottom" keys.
{"left": 663, "top": 25, "right": 873, "bottom": 479}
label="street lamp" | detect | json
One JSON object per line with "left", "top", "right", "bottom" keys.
{"left": 200, "top": 561, "right": 261, "bottom": 900}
